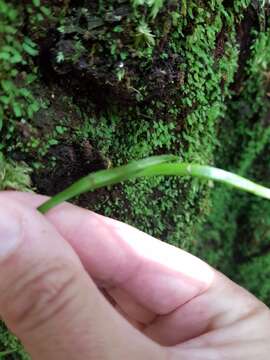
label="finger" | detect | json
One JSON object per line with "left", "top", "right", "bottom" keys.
{"left": 6, "top": 192, "right": 269, "bottom": 350}
{"left": 4, "top": 192, "right": 267, "bottom": 350}
{"left": 143, "top": 270, "right": 270, "bottom": 346}
{"left": 0, "top": 195, "right": 165, "bottom": 359}
{"left": 172, "top": 303, "right": 270, "bottom": 359}
{"left": 108, "top": 287, "right": 157, "bottom": 325}
{"left": 2, "top": 192, "right": 215, "bottom": 316}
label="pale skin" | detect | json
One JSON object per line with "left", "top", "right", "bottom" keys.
{"left": 0, "top": 192, "right": 269, "bottom": 360}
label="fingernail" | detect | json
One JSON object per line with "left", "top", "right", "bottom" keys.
{"left": 0, "top": 207, "right": 22, "bottom": 261}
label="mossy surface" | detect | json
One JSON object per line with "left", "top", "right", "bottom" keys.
{"left": 1, "top": 0, "right": 270, "bottom": 357}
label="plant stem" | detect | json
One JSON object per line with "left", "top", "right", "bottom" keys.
{"left": 38, "top": 156, "right": 270, "bottom": 214}
{"left": 38, "top": 155, "right": 177, "bottom": 213}
{"left": 139, "top": 163, "right": 270, "bottom": 200}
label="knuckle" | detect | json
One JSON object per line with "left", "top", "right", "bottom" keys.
{"left": 4, "top": 259, "right": 79, "bottom": 333}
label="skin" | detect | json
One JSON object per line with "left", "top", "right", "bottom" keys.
{"left": 0, "top": 192, "right": 269, "bottom": 360}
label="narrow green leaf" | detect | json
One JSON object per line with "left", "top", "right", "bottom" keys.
{"left": 38, "top": 156, "right": 270, "bottom": 214}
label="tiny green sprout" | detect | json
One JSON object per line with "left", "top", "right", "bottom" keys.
{"left": 132, "top": 0, "right": 165, "bottom": 18}
{"left": 38, "top": 155, "right": 270, "bottom": 214}
{"left": 56, "top": 51, "right": 65, "bottom": 63}
{"left": 32, "top": 0, "right": 41, "bottom": 8}
{"left": 147, "top": 0, "right": 164, "bottom": 18}
{"left": 116, "top": 62, "right": 125, "bottom": 81}
{"left": 58, "top": 25, "right": 65, "bottom": 33}
{"left": 135, "top": 21, "right": 155, "bottom": 48}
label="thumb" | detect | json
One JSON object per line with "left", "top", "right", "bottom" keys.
{"left": 0, "top": 198, "right": 164, "bottom": 359}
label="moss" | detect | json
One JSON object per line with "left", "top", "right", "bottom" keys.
{"left": 3, "top": 0, "right": 269, "bottom": 254}
{"left": 0, "top": 322, "right": 30, "bottom": 360}
{"left": 197, "top": 30, "right": 270, "bottom": 299}
{"left": 65, "top": 1, "right": 252, "bottom": 250}
{"left": 0, "top": 153, "right": 31, "bottom": 191}
{"left": 0, "top": 0, "right": 48, "bottom": 125}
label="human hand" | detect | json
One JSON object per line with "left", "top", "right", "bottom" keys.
{"left": 0, "top": 192, "right": 269, "bottom": 360}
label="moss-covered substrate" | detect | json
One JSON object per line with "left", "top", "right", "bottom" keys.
{"left": 1, "top": 0, "right": 270, "bottom": 357}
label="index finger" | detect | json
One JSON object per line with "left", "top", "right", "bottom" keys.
{"left": 2, "top": 192, "right": 215, "bottom": 315}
